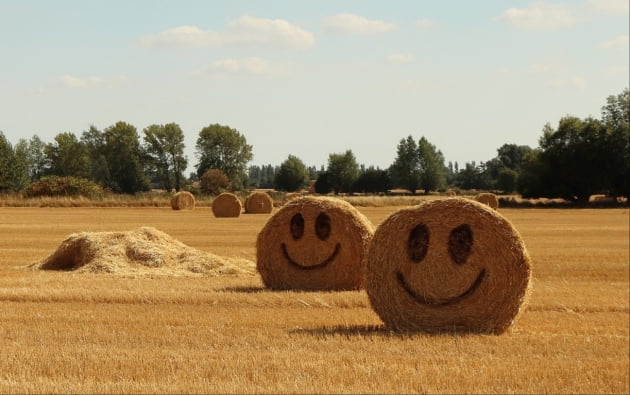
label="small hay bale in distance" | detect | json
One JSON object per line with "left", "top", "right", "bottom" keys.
{"left": 244, "top": 191, "right": 273, "bottom": 214}
{"left": 211, "top": 192, "right": 242, "bottom": 218}
{"left": 256, "top": 196, "right": 375, "bottom": 291}
{"left": 475, "top": 192, "right": 499, "bottom": 210}
{"left": 365, "top": 198, "right": 531, "bottom": 334}
{"left": 170, "top": 191, "right": 195, "bottom": 210}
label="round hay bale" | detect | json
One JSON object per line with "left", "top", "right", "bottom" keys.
{"left": 244, "top": 191, "right": 273, "bottom": 214}
{"left": 170, "top": 191, "right": 195, "bottom": 210}
{"left": 445, "top": 189, "right": 456, "bottom": 197}
{"left": 475, "top": 192, "right": 499, "bottom": 210}
{"left": 256, "top": 196, "right": 375, "bottom": 291}
{"left": 365, "top": 198, "right": 531, "bottom": 334}
{"left": 211, "top": 193, "right": 242, "bottom": 218}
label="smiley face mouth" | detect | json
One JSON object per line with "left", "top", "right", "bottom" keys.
{"left": 281, "top": 243, "right": 341, "bottom": 270}
{"left": 396, "top": 268, "right": 486, "bottom": 306}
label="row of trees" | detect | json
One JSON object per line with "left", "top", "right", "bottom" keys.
{"left": 1, "top": 89, "right": 628, "bottom": 203}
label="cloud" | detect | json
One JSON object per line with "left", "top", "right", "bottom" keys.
{"left": 387, "top": 53, "right": 415, "bottom": 64}
{"left": 549, "top": 76, "right": 588, "bottom": 89}
{"left": 323, "top": 13, "right": 396, "bottom": 34}
{"left": 59, "top": 75, "right": 127, "bottom": 88}
{"left": 529, "top": 61, "right": 569, "bottom": 74}
{"left": 603, "top": 65, "right": 629, "bottom": 74}
{"left": 600, "top": 35, "right": 629, "bottom": 49}
{"left": 193, "top": 57, "right": 294, "bottom": 79}
{"left": 415, "top": 18, "right": 439, "bottom": 28}
{"left": 587, "top": 0, "right": 629, "bottom": 14}
{"left": 137, "top": 16, "right": 314, "bottom": 49}
{"left": 494, "top": 2, "right": 579, "bottom": 28}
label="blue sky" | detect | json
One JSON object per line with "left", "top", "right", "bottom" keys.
{"left": 1, "top": 0, "right": 628, "bottom": 173}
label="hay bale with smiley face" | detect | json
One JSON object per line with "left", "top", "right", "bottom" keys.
{"left": 211, "top": 192, "right": 242, "bottom": 218}
{"left": 244, "top": 191, "right": 274, "bottom": 214}
{"left": 475, "top": 192, "right": 499, "bottom": 210}
{"left": 365, "top": 198, "right": 531, "bottom": 334}
{"left": 171, "top": 191, "right": 196, "bottom": 210}
{"left": 256, "top": 196, "right": 375, "bottom": 291}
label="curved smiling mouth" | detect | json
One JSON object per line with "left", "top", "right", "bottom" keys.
{"left": 281, "top": 243, "right": 341, "bottom": 270}
{"left": 396, "top": 268, "right": 486, "bottom": 306}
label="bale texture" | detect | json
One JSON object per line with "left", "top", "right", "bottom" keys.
{"left": 256, "top": 196, "right": 375, "bottom": 291}
{"left": 365, "top": 198, "right": 531, "bottom": 334}
{"left": 170, "top": 191, "right": 195, "bottom": 210}
{"left": 211, "top": 193, "right": 242, "bottom": 217}
{"left": 475, "top": 192, "right": 499, "bottom": 210}
{"left": 244, "top": 191, "right": 273, "bottom": 214}
{"left": 29, "top": 227, "right": 255, "bottom": 277}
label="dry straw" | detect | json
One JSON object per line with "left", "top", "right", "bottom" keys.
{"left": 365, "top": 197, "right": 531, "bottom": 334}
{"left": 475, "top": 192, "right": 499, "bottom": 210}
{"left": 256, "top": 196, "right": 375, "bottom": 291}
{"left": 244, "top": 191, "right": 273, "bottom": 214}
{"left": 170, "top": 191, "right": 195, "bottom": 210}
{"left": 211, "top": 192, "right": 242, "bottom": 217}
{"left": 29, "top": 227, "right": 255, "bottom": 277}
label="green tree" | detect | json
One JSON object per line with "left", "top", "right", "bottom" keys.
{"left": 143, "top": 123, "right": 188, "bottom": 191}
{"left": 274, "top": 155, "right": 309, "bottom": 192}
{"left": 44, "top": 132, "right": 90, "bottom": 178}
{"left": 102, "top": 121, "right": 149, "bottom": 194}
{"left": 601, "top": 88, "right": 629, "bottom": 198}
{"left": 326, "top": 150, "right": 359, "bottom": 194}
{"left": 195, "top": 124, "right": 253, "bottom": 190}
{"left": 12, "top": 139, "right": 31, "bottom": 190}
{"left": 353, "top": 166, "right": 391, "bottom": 193}
{"left": 81, "top": 125, "right": 110, "bottom": 186}
{"left": 390, "top": 136, "right": 420, "bottom": 193}
{"left": 200, "top": 168, "right": 231, "bottom": 195}
{"left": 0, "top": 132, "right": 15, "bottom": 191}
{"left": 26, "top": 135, "right": 49, "bottom": 181}
{"left": 417, "top": 137, "right": 446, "bottom": 194}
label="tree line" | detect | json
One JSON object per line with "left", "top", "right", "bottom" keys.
{"left": 1, "top": 88, "right": 628, "bottom": 204}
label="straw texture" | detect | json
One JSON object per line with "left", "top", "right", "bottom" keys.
{"left": 244, "top": 191, "right": 273, "bottom": 214}
{"left": 475, "top": 192, "right": 499, "bottom": 210}
{"left": 365, "top": 198, "right": 531, "bottom": 334}
{"left": 171, "top": 191, "right": 195, "bottom": 210}
{"left": 256, "top": 196, "right": 375, "bottom": 290}
{"left": 29, "top": 227, "right": 255, "bottom": 277}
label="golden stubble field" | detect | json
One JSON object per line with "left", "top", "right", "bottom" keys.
{"left": 0, "top": 205, "right": 628, "bottom": 394}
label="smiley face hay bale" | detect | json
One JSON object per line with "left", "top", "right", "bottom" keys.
{"left": 256, "top": 196, "right": 374, "bottom": 290}
{"left": 366, "top": 198, "right": 531, "bottom": 334}
{"left": 171, "top": 191, "right": 195, "bottom": 210}
{"left": 244, "top": 191, "right": 273, "bottom": 214}
{"left": 211, "top": 192, "right": 242, "bottom": 218}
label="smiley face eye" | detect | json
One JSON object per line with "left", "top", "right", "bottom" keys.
{"left": 448, "top": 224, "right": 473, "bottom": 265}
{"left": 315, "top": 213, "right": 331, "bottom": 241}
{"left": 290, "top": 213, "right": 305, "bottom": 240}
{"left": 407, "top": 224, "right": 430, "bottom": 263}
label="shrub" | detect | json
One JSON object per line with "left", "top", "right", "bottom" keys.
{"left": 200, "top": 169, "right": 231, "bottom": 195}
{"left": 23, "top": 176, "right": 104, "bottom": 199}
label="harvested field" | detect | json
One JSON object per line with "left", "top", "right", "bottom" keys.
{"left": 0, "top": 206, "right": 628, "bottom": 394}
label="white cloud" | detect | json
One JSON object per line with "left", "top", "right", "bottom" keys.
{"left": 323, "top": 13, "right": 396, "bottom": 34}
{"left": 59, "top": 75, "right": 127, "bottom": 88}
{"left": 137, "top": 16, "right": 314, "bottom": 49}
{"left": 600, "top": 35, "right": 630, "bottom": 49}
{"left": 549, "top": 76, "right": 588, "bottom": 89}
{"left": 603, "top": 65, "right": 629, "bottom": 74}
{"left": 415, "top": 18, "right": 439, "bottom": 28}
{"left": 494, "top": 2, "right": 579, "bottom": 29}
{"left": 193, "top": 57, "right": 294, "bottom": 79}
{"left": 529, "top": 61, "right": 569, "bottom": 74}
{"left": 387, "top": 53, "right": 415, "bottom": 64}
{"left": 587, "top": 0, "right": 629, "bottom": 15}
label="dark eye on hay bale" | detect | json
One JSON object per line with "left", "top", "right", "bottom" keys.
{"left": 256, "top": 196, "right": 375, "bottom": 291}
{"left": 366, "top": 198, "right": 531, "bottom": 334}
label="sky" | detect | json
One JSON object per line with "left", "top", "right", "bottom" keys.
{"left": 1, "top": 0, "right": 628, "bottom": 174}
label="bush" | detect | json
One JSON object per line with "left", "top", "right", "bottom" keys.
{"left": 200, "top": 169, "right": 231, "bottom": 195}
{"left": 23, "top": 176, "right": 105, "bottom": 199}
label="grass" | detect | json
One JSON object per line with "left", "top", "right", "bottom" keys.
{"left": 0, "top": 206, "right": 628, "bottom": 394}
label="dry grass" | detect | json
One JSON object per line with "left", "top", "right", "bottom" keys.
{"left": 0, "top": 206, "right": 628, "bottom": 394}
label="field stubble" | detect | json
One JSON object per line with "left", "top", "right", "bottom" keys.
{"left": 0, "top": 206, "right": 628, "bottom": 394}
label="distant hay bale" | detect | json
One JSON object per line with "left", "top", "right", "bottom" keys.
{"left": 244, "top": 191, "right": 273, "bottom": 214}
{"left": 29, "top": 227, "right": 255, "bottom": 277}
{"left": 170, "top": 191, "right": 195, "bottom": 210}
{"left": 256, "top": 196, "right": 375, "bottom": 291}
{"left": 365, "top": 198, "right": 531, "bottom": 334}
{"left": 475, "top": 192, "right": 499, "bottom": 209}
{"left": 446, "top": 189, "right": 456, "bottom": 197}
{"left": 211, "top": 193, "right": 242, "bottom": 218}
